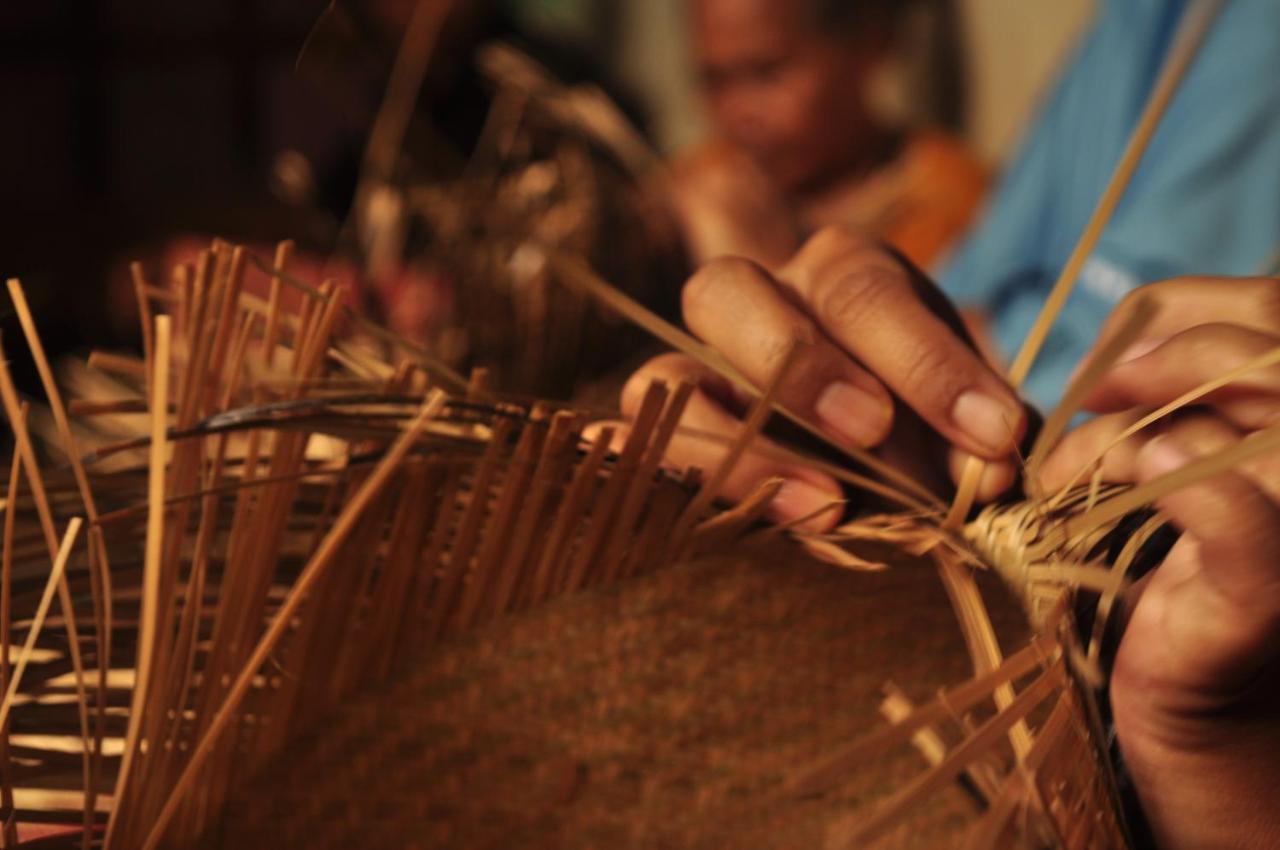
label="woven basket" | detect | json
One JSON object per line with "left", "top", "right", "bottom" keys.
{"left": 0, "top": 241, "right": 1143, "bottom": 849}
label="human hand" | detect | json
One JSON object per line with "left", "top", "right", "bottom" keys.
{"left": 1041, "top": 275, "right": 1280, "bottom": 488}
{"left": 611, "top": 227, "right": 1027, "bottom": 529}
{"left": 1040, "top": 276, "right": 1280, "bottom": 849}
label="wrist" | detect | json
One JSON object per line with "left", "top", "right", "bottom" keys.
{"left": 1112, "top": 683, "right": 1280, "bottom": 849}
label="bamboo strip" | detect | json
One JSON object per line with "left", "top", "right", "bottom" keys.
{"left": 548, "top": 250, "right": 941, "bottom": 508}
{"left": 563, "top": 385, "right": 668, "bottom": 591}
{"left": 961, "top": 693, "right": 1075, "bottom": 850}
{"left": 838, "top": 662, "right": 1067, "bottom": 847}
{"left": 490, "top": 412, "right": 579, "bottom": 613}
{"left": 0, "top": 519, "right": 81, "bottom": 734}
{"left": 1064, "top": 420, "right": 1280, "bottom": 542}
{"left": 1025, "top": 296, "right": 1157, "bottom": 490}
{"left": 0, "top": 428, "right": 18, "bottom": 847}
{"left": 948, "top": 0, "right": 1229, "bottom": 528}
{"left": 139, "top": 391, "right": 447, "bottom": 850}
{"left": 7, "top": 280, "right": 115, "bottom": 825}
{"left": 787, "top": 630, "right": 1057, "bottom": 797}
{"left": 599, "top": 381, "right": 695, "bottom": 580}
{"left": 0, "top": 346, "right": 94, "bottom": 850}
{"left": 532, "top": 427, "right": 614, "bottom": 602}
{"left": 1052, "top": 342, "right": 1280, "bottom": 505}
{"left": 433, "top": 416, "right": 513, "bottom": 635}
{"left": 413, "top": 465, "right": 465, "bottom": 645}
{"left": 668, "top": 342, "right": 802, "bottom": 557}
{"left": 456, "top": 407, "right": 548, "bottom": 626}
{"left": 104, "top": 316, "right": 171, "bottom": 849}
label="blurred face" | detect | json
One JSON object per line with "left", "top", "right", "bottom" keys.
{"left": 693, "top": 0, "right": 885, "bottom": 193}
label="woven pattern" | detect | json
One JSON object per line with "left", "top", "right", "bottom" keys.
{"left": 209, "top": 542, "right": 1028, "bottom": 850}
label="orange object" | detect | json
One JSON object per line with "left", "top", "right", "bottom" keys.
{"left": 869, "top": 131, "right": 989, "bottom": 271}
{"left": 673, "top": 130, "right": 988, "bottom": 273}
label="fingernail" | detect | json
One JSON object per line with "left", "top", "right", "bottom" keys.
{"left": 815, "top": 381, "right": 891, "bottom": 446}
{"left": 770, "top": 479, "right": 840, "bottom": 525}
{"left": 951, "top": 391, "right": 1019, "bottom": 455}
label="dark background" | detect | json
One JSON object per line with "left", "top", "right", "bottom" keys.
{"left": 0, "top": 0, "right": 342, "bottom": 377}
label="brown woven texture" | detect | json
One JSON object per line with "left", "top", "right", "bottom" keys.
{"left": 206, "top": 540, "right": 1029, "bottom": 850}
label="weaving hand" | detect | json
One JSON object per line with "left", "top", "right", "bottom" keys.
{"left": 1041, "top": 275, "right": 1280, "bottom": 850}
{"left": 612, "top": 226, "right": 1027, "bottom": 529}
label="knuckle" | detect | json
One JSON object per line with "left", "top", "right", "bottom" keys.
{"left": 1115, "top": 283, "right": 1151, "bottom": 316}
{"left": 758, "top": 332, "right": 800, "bottom": 376}
{"left": 899, "top": 342, "right": 964, "bottom": 400}
{"left": 814, "top": 264, "right": 905, "bottom": 328}
{"left": 1244, "top": 278, "right": 1280, "bottom": 330}
{"left": 682, "top": 256, "right": 763, "bottom": 320}
{"left": 803, "top": 224, "right": 874, "bottom": 258}
{"left": 1191, "top": 322, "right": 1249, "bottom": 357}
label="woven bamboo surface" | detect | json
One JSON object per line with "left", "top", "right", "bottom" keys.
{"left": 206, "top": 539, "right": 1029, "bottom": 849}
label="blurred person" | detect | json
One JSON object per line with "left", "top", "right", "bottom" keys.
{"left": 118, "top": 0, "right": 660, "bottom": 352}
{"left": 607, "top": 0, "right": 1280, "bottom": 528}
{"left": 673, "top": 0, "right": 987, "bottom": 271}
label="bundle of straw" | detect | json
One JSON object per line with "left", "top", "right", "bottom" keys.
{"left": 0, "top": 240, "right": 777, "bottom": 848}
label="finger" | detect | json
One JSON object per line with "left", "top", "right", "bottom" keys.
{"left": 1077, "top": 276, "right": 1280, "bottom": 377}
{"left": 777, "top": 227, "right": 1026, "bottom": 459}
{"left": 1038, "top": 410, "right": 1147, "bottom": 494}
{"left": 1041, "top": 410, "right": 1280, "bottom": 503}
{"left": 946, "top": 449, "right": 1020, "bottom": 503}
{"left": 1124, "top": 436, "right": 1280, "bottom": 694}
{"left": 1084, "top": 324, "right": 1280, "bottom": 430}
{"left": 682, "top": 256, "right": 896, "bottom": 448}
{"left": 618, "top": 354, "right": 845, "bottom": 530}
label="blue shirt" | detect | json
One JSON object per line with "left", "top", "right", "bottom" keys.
{"left": 940, "top": 0, "right": 1280, "bottom": 410}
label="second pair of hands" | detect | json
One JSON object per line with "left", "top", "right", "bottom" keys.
{"left": 605, "top": 225, "right": 1280, "bottom": 849}
{"left": 607, "top": 226, "right": 1030, "bottom": 526}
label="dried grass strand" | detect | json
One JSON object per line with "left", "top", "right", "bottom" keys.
{"left": 104, "top": 316, "right": 171, "bottom": 849}
{"left": 948, "top": 0, "right": 1228, "bottom": 528}
{"left": 139, "top": 390, "right": 448, "bottom": 850}
{"left": 547, "top": 250, "right": 942, "bottom": 508}
{"left": 0, "top": 518, "right": 81, "bottom": 734}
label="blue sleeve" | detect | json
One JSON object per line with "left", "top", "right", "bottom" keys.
{"left": 936, "top": 2, "right": 1121, "bottom": 309}
{"left": 1037, "top": 0, "right": 1280, "bottom": 408}
{"left": 936, "top": 68, "right": 1065, "bottom": 309}
{"left": 1092, "top": 0, "right": 1280, "bottom": 285}
{"left": 941, "top": 0, "right": 1280, "bottom": 409}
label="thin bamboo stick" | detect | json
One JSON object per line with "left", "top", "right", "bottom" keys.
{"left": 0, "top": 519, "right": 81, "bottom": 734}
{"left": 1024, "top": 296, "right": 1156, "bottom": 490}
{"left": 787, "top": 629, "right": 1057, "bottom": 797}
{"left": 1051, "top": 342, "right": 1280, "bottom": 505}
{"left": 838, "top": 662, "right": 1068, "bottom": 848}
{"left": 104, "top": 316, "right": 170, "bottom": 849}
{"left": 0, "top": 425, "right": 18, "bottom": 848}
{"left": 948, "top": 0, "right": 1229, "bottom": 528}
{"left": 0, "top": 344, "right": 94, "bottom": 849}
{"left": 1062, "top": 420, "right": 1280, "bottom": 542}
{"left": 138, "top": 390, "right": 447, "bottom": 850}
{"left": 6, "top": 279, "right": 114, "bottom": 827}
{"left": 668, "top": 341, "right": 803, "bottom": 557}
{"left": 548, "top": 250, "right": 941, "bottom": 508}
